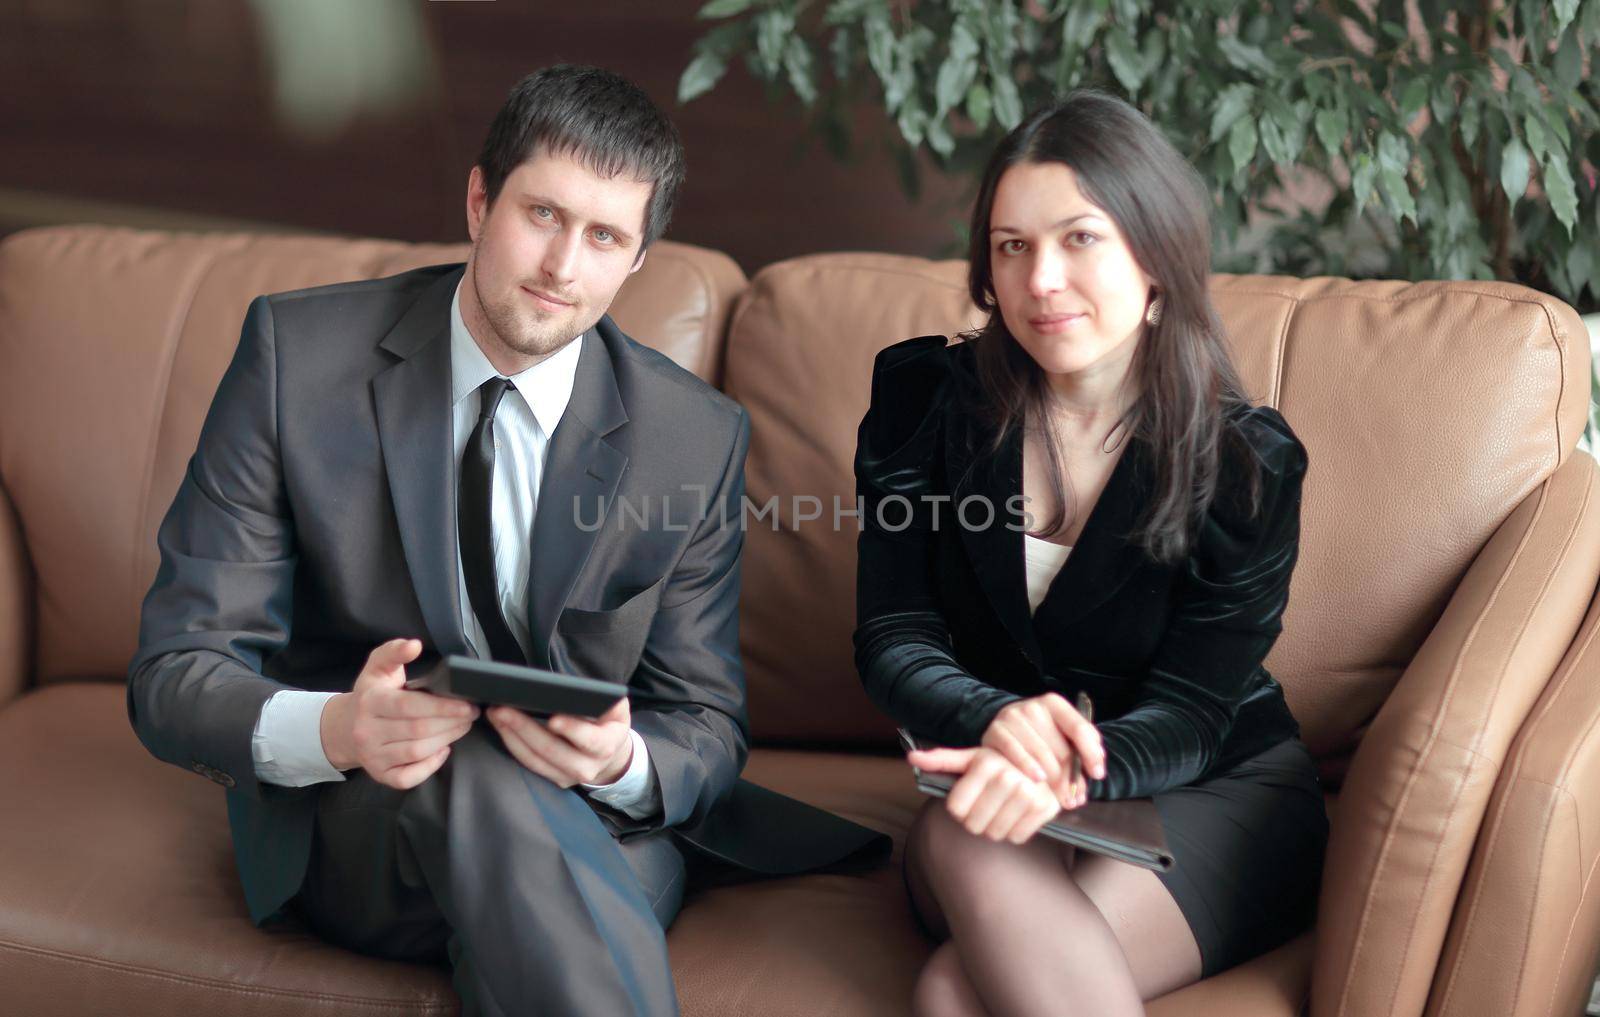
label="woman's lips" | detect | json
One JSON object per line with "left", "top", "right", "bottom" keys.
{"left": 1028, "top": 312, "right": 1085, "bottom": 334}
{"left": 521, "top": 286, "right": 573, "bottom": 311}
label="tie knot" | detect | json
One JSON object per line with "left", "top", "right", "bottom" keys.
{"left": 477, "top": 377, "right": 514, "bottom": 421}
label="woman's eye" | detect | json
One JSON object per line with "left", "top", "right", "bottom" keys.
{"left": 998, "top": 239, "right": 1025, "bottom": 255}
{"left": 1067, "top": 231, "right": 1098, "bottom": 247}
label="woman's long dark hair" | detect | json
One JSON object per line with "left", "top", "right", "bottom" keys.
{"left": 966, "top": 90, "right": 1258, "bottom": 564}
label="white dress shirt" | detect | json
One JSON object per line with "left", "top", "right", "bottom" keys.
{"left": 250, "top": 281, "right": 659, "bottom": 818}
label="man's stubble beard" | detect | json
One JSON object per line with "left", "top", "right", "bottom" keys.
{"left": 471, "top": 264, "right": 601, "bottom": 361}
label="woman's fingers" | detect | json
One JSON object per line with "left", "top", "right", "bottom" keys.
{"left": 1008, "top": 717, "right": 1062, "bottom": 783}
{"left": 908, "top": 747, "right": 980, "bottom": 773}
{"left": 987, "top": 726, "right": 1048, "bottom": 782}
{"left": 981, "top": 778, "right": 1038, "bottom": 841}
{"left": 1007, "top": 787, "right": 1061, "bottom": 844}
{"left": 1043, "top": 693, "right": 1106, "bottom": 779}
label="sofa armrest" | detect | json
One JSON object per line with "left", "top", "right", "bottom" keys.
{"left": 1425, "top": 573, "right": 1600, "bottom": 1017}
{"left": 0, "top": 477, "right": 31, "bottom": 708}
{"left": 1311, "top": 452, "right": 1600, "bottom": 1017}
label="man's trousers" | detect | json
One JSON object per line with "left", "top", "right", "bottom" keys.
{"left": 291, "top": 723, "right": 687, "bottom": 1016}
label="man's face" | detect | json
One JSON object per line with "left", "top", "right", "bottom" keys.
{"left": 463, "top": 148, "right": 652, "bottom": 364}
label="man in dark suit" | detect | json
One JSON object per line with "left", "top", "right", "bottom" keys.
{"left": 127, "top": 65, "right": 879, "bottom": 1017}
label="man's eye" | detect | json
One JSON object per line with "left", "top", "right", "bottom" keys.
{"left": 594, "top": 229, "right": 614, "bottom": 244}
{"left": 532, "top": 206, "right": 554, "bottom": 220}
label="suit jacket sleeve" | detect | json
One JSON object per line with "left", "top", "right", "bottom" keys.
{"left": 619, "top": 408, "right": 753, "bottom": 833}
{"left": 126, "top": 295, "right": 300, "bottom": 803}
{"left": 1089, "top": 408, "right": 1309, "bottom": 800}
{"left": 852, "top": 336, "right": 1021, "bottom": 747}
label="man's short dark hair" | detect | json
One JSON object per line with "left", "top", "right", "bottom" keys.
{"left": 475, "top": 65, "right": 686, "bottom": 249}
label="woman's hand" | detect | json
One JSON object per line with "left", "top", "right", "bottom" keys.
{"left": 908, "top": 746, "right": 1065, "bottom": 844}
{"left": 981, "top": 693, "right": 1106, "bottom": 806}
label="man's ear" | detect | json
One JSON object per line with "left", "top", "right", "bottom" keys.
{"left": 466, "top": 166, "right": 488, "bottom": 244}
{"left": 629, "top": 247, "right": 648, "bottom": 275}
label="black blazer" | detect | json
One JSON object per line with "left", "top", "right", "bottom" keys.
{"left": 128, "top": 265, "right": 884, "bottom": 925}
{"left": 853, "top": 335, "right": 1308, "bottom": 801}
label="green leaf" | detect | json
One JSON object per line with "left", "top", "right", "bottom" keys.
{"left": 967, "top": 81, "right": 992, "bottom": 130}
{"left": 1228, "top": 116, "right": 1258, "bottom": 175}
{"left": 1315, "top": 108, "right": 1346, "bottom": 158}
{"left": 1555, "top": 29, "right": 1582, "bottom": 88}
{"left": 1544, "top": 154, "right": 1579, "bottom": 233}
{"left": 755, "top": 9, "right": 793, "bottom": 78}
{"left": 1398, "top": 77, "right": 1430, "bottom": 123}
{"left": 1379, "top": 167, "right": 1417, "bottom": 223}
{"left": 822, "top": 0, "right": 874, "bottom": 27}
{"left": 992, "top": 73, "right": 1024, "bottom": 129}
{"left": 698, "top": 0, "right": 756, "bottom": 18}
{"left": 1429, "top": 80, "right": 1455, "bottom": 124}
{"left": 1259, "top": 115, "right": 1293, "bottom": 166}
{"left": 864, "top": 12, "right": 896, "bottom": 93}
{"left": 784, "top": 36, "right": 817, "bottom": 105}
{"left": 1210, "top": 84, "right": 1254, "bottom": 143}
{"left": 1460, "top": 98, "right": 1485, "bottom": 149}
{"left": 1569, "top": 235, "right": 1596, "bottom": 294}
{"left": 1524, "top": 114, "right": 1548, "bottom": 163}
{"left": 1555, "top": 0, "right": 1580, "bottom": 33}
{"left": 1061, "top": 2, "right": 1105, "bottom": 53}
{"left": 1105, "top": 27, "right": 1145, "bottom": 92}
{"left": 935, "top": 23, "right": 980, "bottom": 113}
{"left": 897, "top": 101, "right": 927, "bottom": 146}
{"left": 1216, "top": 34, "right": 1276, "bottom": 76}
{"left": 927, "top": 116, "right": 956, "bottom": 158}
{"left": 1501, "top": 137, "right": 1531, "bottom": 202}
{"left": 1351, "top": 154, "right": 1377, "bottom": 214}
{"left": 677, "top": 50, "right": 729, "bottom": 103}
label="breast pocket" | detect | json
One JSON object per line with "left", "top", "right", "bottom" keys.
{"left": 554, "top": 576, "right": 667, "bottom": 682}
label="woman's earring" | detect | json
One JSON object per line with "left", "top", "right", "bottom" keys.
{"left": 1145, "top": 293, "right": 1164, "bottom": 327}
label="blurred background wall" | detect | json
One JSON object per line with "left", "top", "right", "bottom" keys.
{"left": 0, "top": 0, "right": 968, "bottom": 271}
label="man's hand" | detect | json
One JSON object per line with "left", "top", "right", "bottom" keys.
{"left": 320, "top": 638, "right": 480, "bottom": 789}
{"left": 908, "top": 746, "right": 1063, "bottom": 844}
{"left": 488, "top": 697, "right": 634, "bottom": 788}
{"left": 980, "top": 693, "right": 1105, "bottom": 807}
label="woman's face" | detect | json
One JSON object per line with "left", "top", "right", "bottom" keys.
{"left": 987, "top": 161, "right": 1156, "bottom": 385}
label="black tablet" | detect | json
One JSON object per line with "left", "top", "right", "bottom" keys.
{"left": 404, "top": 655, "right": 627, "bottom": 718}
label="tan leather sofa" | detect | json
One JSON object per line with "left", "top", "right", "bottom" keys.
{"left": 1, "top": 224, "right": 1598, "bottom": 1017}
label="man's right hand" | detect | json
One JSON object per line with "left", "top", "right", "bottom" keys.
{"left": 320, "top": 638, "right": 480, "bottom": 789}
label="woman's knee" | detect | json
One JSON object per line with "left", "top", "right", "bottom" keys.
{"left": 912, "top": 943, "right": 980, "bottom": 1017}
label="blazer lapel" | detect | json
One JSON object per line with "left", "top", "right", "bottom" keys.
{"left": 525, "top": 318, "right": 630, "bottom": 668}
{"left": 372, "top": 268, "right": 470, "bottom": 657}
{"left": 1032, "top": 434, "right": 1151, "bottom": 629}
{"left": 946, "top": 406, "right": 1044, "bottom": 669}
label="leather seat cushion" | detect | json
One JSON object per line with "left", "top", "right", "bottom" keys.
{"left": 0, "top": 682, "right": 1309, "bottom": 1016}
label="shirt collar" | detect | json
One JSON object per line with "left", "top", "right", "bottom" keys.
{"left": 450, "top": 279, "right": 583, "bottom": 439}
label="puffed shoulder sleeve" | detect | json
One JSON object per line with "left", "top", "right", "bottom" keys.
{"left": 853, "top": 336, "right": 1022, "bottom": 746}
{"left": 1089, "top": 406, "right": 1309, "bottom": 800}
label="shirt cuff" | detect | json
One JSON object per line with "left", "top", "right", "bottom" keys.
{"left": 251, "top": 690, "right": 348, "bottom": 787}
{"left": 579, "top": 728, "right": 660, "bottom": 820}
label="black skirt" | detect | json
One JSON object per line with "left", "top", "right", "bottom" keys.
{"left": 1152, "top": 736, "right": 1329, "bottom": 977}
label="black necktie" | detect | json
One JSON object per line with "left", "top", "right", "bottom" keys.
{"left": 459, "top": 377, "right": 526, "bottom": 663}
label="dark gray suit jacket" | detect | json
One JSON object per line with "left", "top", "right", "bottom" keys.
{"left": 128, "top": 265, "right": 885, "bottom": 926}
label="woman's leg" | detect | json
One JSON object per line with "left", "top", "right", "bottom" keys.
{"left": 904, "top": 800, "right": 1201, "bottom": 1017}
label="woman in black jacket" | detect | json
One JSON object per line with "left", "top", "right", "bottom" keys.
{"left": 853, "top": 91, "right": 1328, "bottom": 1016}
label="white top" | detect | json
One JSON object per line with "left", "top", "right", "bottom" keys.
{"left": 1024, "top": 534, "right": 1073, "bottom": 615}
{"left": 248, "top": 281, "right": 657, "bottom": 817}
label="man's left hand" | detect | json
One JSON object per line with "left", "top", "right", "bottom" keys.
{"left": 487, "top": 697, "right": 633, "bottom": 787}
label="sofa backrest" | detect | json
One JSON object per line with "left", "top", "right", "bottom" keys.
{"left": 0, "top": 225, "right": 743, "bottom": 687}
{"left": 725, "top": 253, "right": 1592, "bottom": 754}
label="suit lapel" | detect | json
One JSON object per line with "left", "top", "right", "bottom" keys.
{"left": 1032, "top": 434, "right": 1150, "bottom": 629}
{"left": 373, "top": 268, "right": 470, "bottom": 657}
{"left": 946, "top": 406, "right": 1043, "bottom": 669}
{"left": 525, "top": 317, "right": 630, "bottom": 668}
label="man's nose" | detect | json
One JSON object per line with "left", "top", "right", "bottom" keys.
{"left": 542, "top": 229, "right": 582, "bottom": 285}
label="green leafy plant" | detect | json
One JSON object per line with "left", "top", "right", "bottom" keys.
{"left": 679, "top": 0, "right": 1600, "bottom": 317}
